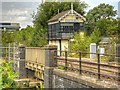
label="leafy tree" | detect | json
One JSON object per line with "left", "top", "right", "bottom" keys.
{"left": 90, "top": 18, "right": 118, "bottom": 37}
{"left": 89, "top": 28, "right": 101, "bottom": 44}
{"left": 86, "top": 3, "right": 116, "bottom": 23}
{"left": 2, "top": 31, "right": 16, "bottom": 46}
{"left": 106, "top": 19, "right": 118, "bottom": 36}
{"left": 16, "top": 25, "right": 34, "bottom": 46}
{"left": 0, "top": 60, "right": 18, "bottom": 88}
{"left": 31, "top": 28, "right": 47, "bottom": 47}
{"left": 2, "top": 25, "right": 34, "bottom": 47}
{"left": 86, "top": 3, "right": 117, "bottom": 35}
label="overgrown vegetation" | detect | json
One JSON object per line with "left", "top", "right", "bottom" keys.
{"left": 70, "top": 29, "right": 101, "bottom": 54}
{"left": 0, "top": 60, "right": 18, "bottom": 89}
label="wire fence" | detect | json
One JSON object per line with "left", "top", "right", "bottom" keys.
{"left": 0, "top": 43, "right": 19, "bottom": 72}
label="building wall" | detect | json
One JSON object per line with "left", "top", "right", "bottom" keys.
{"left": 49, "top": 39, "right": 69, "bottom": 56}
{"left": 60, "top": 14, "right": 83, "bottom": 22}
{"left": 61, "top": 40, "right": 69, "bottom": 51}
{"left": 0, "top": 23, "right": 20, "bottom": 31}
{"left": 49, "top": 40, "right": 60, "bottom": 55}
{"left": 118, "top": 1, "right": 120, "bottom": 18}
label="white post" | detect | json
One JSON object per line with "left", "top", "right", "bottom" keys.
{"left": 99, "top": 48, "right": 105, "bottom": 56}
{"left": 13, "top": 42, "right": 15, "bottom": 61}
{"left": 8, "top": 43, "right": 10, "bottom": 60}
{"left": 90, "top": 43, "right": 96, "bottom": 59}
{"left": 13, "top": 42, "right": 16, "bottom": 70}
{"left": 71, "top": 2, "right": 73, "bottom": 14}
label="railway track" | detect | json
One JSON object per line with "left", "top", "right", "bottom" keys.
{"left": 55, "top": 56, "right": 120, "bottom": 82}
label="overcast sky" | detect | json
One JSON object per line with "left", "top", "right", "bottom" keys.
{"left": 0, "top": 0, "right": 119, "bottom": 28}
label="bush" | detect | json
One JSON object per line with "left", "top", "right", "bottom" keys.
{"left": 0, "top": 60, "right": 18, "bottom": 89}
{"left": 70, "top": 32, "right": 90, "bottom": 53}
{"left": 70, "top": 29, "right": 101, "bottom": 58}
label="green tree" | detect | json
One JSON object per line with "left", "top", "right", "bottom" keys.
{"left": 2, "top": 31, "right": 16, "bottom": 46}
{"left": 89, "top": 28, "right": 101, "bottom": 44}
{"left": 86, "top": 3, "right": 117, "bottom": 35}
{"left": 86, "top": 3, "right": 116, "bottom": 23}
{"left": 106, "top": 19, "right": 118, "bottom": 36}
{"left": 16, "top": 25, "right": 34, "bottom": 46}
{"left": 31, "top": 28, "right": 47, "bottom": 47}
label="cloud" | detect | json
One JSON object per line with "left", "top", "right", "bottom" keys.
{"left": 7, "top": 9, "right": 29, "bottom": 16}
{"left": 16, "top": 17, "right": 27, "bottom": 21}
{"left": 1, "top": 2, "right": 39, "bottom": 28}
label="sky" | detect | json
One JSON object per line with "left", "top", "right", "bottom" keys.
{"left": 0, "top": 0, "right": 120, "bottom": 28}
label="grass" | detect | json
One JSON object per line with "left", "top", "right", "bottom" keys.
{"left": 57, "top": 66, "right": 66, "bottom": 70}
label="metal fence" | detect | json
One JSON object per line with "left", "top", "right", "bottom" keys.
{"left": 54, "top": 50, "right": 120, "bottom": 83}
{"left": 0, "top": 43, "right": 18, "bottom": 60}
{"left": 0, "top": 43, "right": 19, "bottom": 72}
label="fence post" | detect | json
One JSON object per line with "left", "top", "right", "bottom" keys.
{"left": 65, "top": 51, "right": 67, "bottom": 71}
{"left": 97, "top": 53, "right": 100, "bottom": 80}
{"left": 44, "top": 45, "right": 57, "bottom": 88}
{"left": 54, "top": 50, "right": 57, "bottom": 67}
{"left": 79, "top": 52, "right": 82, "bottom": 74}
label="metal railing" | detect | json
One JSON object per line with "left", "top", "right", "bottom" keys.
{"left": 54, "top": 50, "right": 120, "bottom": 83}
{"left": 0, "top": 43, "right": 18, "bottom": 61}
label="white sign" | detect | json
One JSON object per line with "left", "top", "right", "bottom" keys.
{"left": 99, "top": 48, "right": 105, "bottom": 56}
{"left": 90, "top": 43, "right": 96, "bottom": 59}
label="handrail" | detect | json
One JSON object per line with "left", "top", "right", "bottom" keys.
{"left": 54, "top": 50, "right": 120, "bottom": 82}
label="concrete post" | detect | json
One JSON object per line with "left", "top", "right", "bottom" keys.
{"left": 44, "top": 45, "right": 57, "bottom": 88}
{"left": 90, "top": 43, "right": 96, "bottom": 59}
{"left": 116, "top": 44, "right": 120, "bottom": 86}
{"left": 13, "top": 42, "right": 15, "bottom": 71}
{"left": 18, "top": 46, "right": 26, "bottom": 78}
{"left": 8, "top": 43, "right": 10, "bottom": 60}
